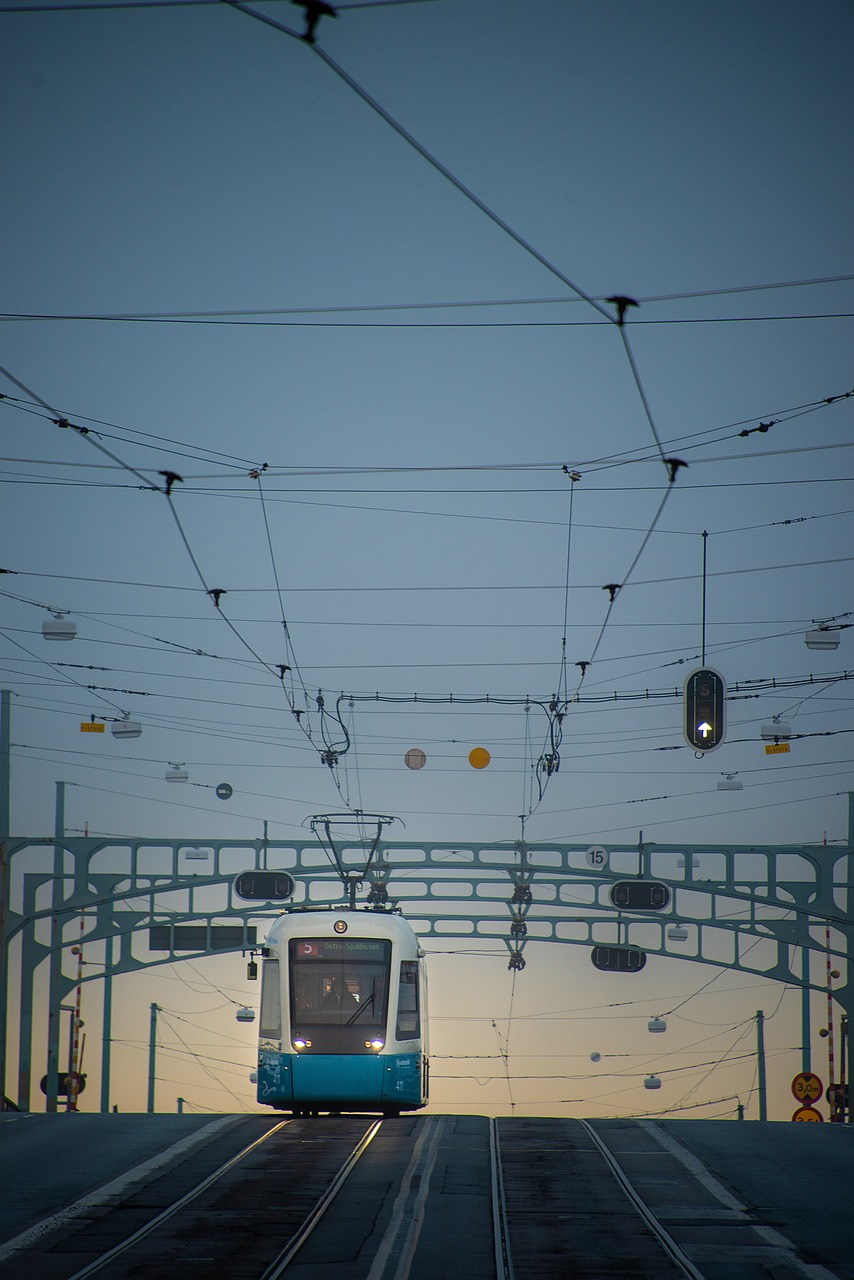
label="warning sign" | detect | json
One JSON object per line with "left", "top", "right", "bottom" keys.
{"left": 791, "top": 1071, "right": 823, "bottom": 1103}
{"left": 792, "top": 1105, "right": 823, "bottom": 1122}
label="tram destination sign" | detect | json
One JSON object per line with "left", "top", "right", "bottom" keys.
{"left": 295, "top": 938, "right": 388, "bottom": 961}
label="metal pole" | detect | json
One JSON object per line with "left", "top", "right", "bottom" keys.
{"left": 177, "top": 1096, "right": 184, "bottom": 1114}
{"left": 848, "top": 790, "right": 854, "bottom": 1123}
{"left": 147, "top": 1002, "right": 158, "bottom": 1113}
{"left": 57, "top": 1003, "right": 76, "bottom": 1112}
{"left": 16, "top": 874, "right": 41, "bottom": 1112}
{"left": 756, "top": 1010, "right": 767, "bottom": 1121}
{"left": 700, "top": 531, "right": 708, "bottom": 665}
{"left": 100, "top": 935, "right": 113, "bottom": 1114}
{"left": 825, "top": 925, "right": 837, "bottom": 1118}
{"left": 46, "top": 783, "right": 66, "bottom": 1113}
{"left": 0, "top": 690, "right": 10, "bottom": 845}
{"left": 66, "top": 1007, "right": 74, "bottom": 1111}
{"left": 0, "top": 689, "right": 12, "bottom": 1110}
{"left": 801, "top": 943, "right": 811, "bottom": 1073}
{"left": 68, "top": 915, "right": 85, "bottom": 1112}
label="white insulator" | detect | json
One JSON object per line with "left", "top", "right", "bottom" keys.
{"left": 42, "top": 613, "right": 76, "bottom": 640}
{"left": 165, "top": 764, "right": 188, "bottom": 782}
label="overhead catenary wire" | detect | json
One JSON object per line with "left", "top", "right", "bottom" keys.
{"left": 2, "top": 3, "right": 849, "bottom": 1133}
{"left": 0, "top": 363, "right": 367, "bottom": 798}
{"left": 1, "top": 269, "right": 851, "bottom": 321}
{"left": 223, "top": 0, "right": 615, "bottom": 324}
{"left": 3, "top": 384, "right": 850, "bottom": 481}
{"left": 218, "top": 0, "right": 702, "bottom": 785}
{"left": 4, "top": 309, "right": 853, "bottom": 329}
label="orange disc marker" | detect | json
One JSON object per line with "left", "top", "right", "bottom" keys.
{"left": 468, "top": 747, "right": 491, "bottom": 769}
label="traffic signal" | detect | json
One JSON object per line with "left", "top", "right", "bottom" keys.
{"left": 609, "top": 881, "right": 671, "bottom": 910}
{"left": 233, "top": 871, "right": 295, "bottom": 901}
{"left": 591, "top": 946, "right": 647, "bottom": 972}
{"left": 683, "top": 666, "right": 726, "bottom": 752}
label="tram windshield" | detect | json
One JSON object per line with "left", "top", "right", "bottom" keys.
{"left": 289, "top": 938, "right": 390, "bottom": 1046}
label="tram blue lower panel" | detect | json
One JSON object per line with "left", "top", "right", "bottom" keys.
{"left": 258, "top": 1049, "right": 423, "bottom": 1109}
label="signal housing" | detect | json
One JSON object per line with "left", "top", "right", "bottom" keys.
{"left": 684, "top": 666, "right": 726, "bottom": 752}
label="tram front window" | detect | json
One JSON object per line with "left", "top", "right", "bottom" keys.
{"left": 289, "top": 938, "right": 390, "bottom": 1052}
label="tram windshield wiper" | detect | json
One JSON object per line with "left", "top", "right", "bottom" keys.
{"left": 344, "top": 981, "right": 376, "bottom": 1027}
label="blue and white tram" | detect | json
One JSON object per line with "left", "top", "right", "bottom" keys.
{"left": 256, "top": 908, "right": 429, "bottom": 1116}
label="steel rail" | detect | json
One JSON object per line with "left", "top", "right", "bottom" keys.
{"left": 64, "top": 1120, "right": 291, "bottom": 1280}
{"left": 260, "top": 1118, "right": 382, "bottom": 1278}
{"left": 62, "top": 1117, "right": 382, "bottom": 1280}
{"left": 489, "top": 1118, "right": 515, "bottom": 1280}
{"left": 577, "top": 1119, "right": 707, "bottom": 1280}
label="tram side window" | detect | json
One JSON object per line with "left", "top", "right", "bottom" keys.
{"left": 259, "top": 958, "right": 282, "bottom": 1039}
{"left": 396, "top": 960, "right": 419, "bottom": 1039}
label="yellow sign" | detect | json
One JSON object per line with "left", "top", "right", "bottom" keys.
{"left": 792, "top": 1105, "right": 823, "bottom": 1122}
{"left": 468, "top": 747, "right": 491, "bottom": 769}
{"left": 80, "top": 722, "right": 105, "bottom": 733}
{"left": 791, "top": 1071, "right": 823, "bottom": 1102}
{"left": 765, "top": 742, "right": 790, "bottom": 755}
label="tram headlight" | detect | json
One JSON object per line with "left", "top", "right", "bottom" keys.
{"left": 292, "top": 1038, "right": 312, "bottom": 1050}
{"left": 366, "top": 1038, "right": 385, "bottom": 1051}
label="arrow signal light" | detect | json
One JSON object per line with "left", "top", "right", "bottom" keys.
{"left": 684, "top": 667, "right": 726, "bottom": 752}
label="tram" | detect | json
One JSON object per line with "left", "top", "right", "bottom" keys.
{"left": 255, "top": 907, "right": 429, "bottom": 1116}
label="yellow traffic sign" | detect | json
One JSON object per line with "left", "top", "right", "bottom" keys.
{"left": 765, "top": 742, "right": 790, "bottom": 755}
{"left": 792, "top": 1105, "right": 823, "bottom": 1122}
{"left": 80, "top": 722, "right": 105, "bottom": 733}
{"left": 791, "top": 1071, "right": 823, "bottom": 1103}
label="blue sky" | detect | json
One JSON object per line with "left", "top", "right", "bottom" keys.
{"left": 1, "top": 0, "right": 852, "bottom": 1117}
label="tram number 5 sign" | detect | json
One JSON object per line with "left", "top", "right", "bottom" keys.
{"left": 791, "top": 1071, "right": 823, "bottom": 1103}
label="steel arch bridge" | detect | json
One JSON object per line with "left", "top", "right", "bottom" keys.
{"left": 1, "top": 798, "right": 852, "bottom": 1114}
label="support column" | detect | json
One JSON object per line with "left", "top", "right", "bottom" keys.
{"left": 756, "top": 1009, "right": 767, "bottom": 1121}
{"left": 147, "top": 1002, "right": 158, "bottom": 1113}
{"left": 45, "top": 783, "right": 66, "bottom": 1113}
{"left": 801, "top": 943, "right": 811, "bottom": 1073}
{"left": 100, "top": 934, "right": 113, "bottom": 1114}
{"left": 16, "top": 875, "right": 42, "bottom": 1112}
{"left": 0, "top": 689, "right": 12, "bottom": 1110}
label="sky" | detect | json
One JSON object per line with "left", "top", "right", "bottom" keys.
{"left": 1, "top": 0, "right": 853, "bottom": 1120}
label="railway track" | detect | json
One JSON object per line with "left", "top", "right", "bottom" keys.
{"left": 0, "top": 1115, "right": 841, "bottom": 1280}
{"left": 0, "top": 1116, "right": 382, "bottom": 1280}
{"left": 493, "top": 1116, "right": 703, "bottom": 1280}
